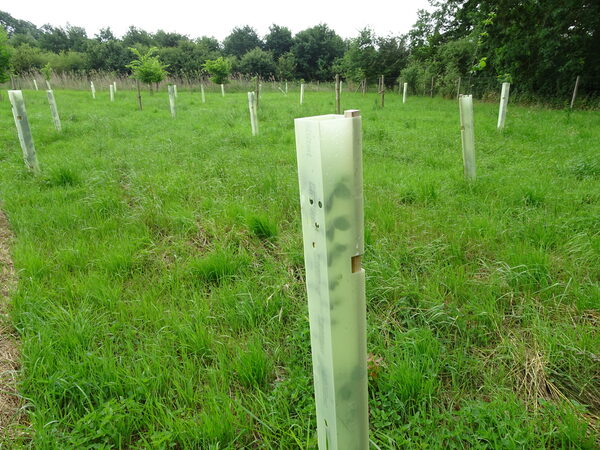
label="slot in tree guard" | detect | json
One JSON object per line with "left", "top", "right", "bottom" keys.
{"left": 8, "top": 90, "right": 40, "bottom": 173}
{"left": 294, "top": 109, "right": 368, "bottom": 450}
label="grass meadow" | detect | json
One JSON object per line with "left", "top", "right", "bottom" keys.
{"left": 0, "top": 85, "right": 599, "bottom": 448}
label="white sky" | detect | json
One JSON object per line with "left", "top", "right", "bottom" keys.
{"left": 5, "top": 0, "right": 431, "bottom": 41}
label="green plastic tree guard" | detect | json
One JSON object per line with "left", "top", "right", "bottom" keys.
{"left": 497, "top": 82, "right": 510, "bottom": 129}
{"left": 294, "top": 109, "right": 368, "bottom": 450}
{"left": 168, "top": 85, "right": 176, "bottom": 118}
{"left": 459, "top": 95, "right": 476, "bottom": 181}
{"left": 248, "top": 91, "right": 259, "bottom": 136}
{"left": 46, "top": 90, "right": 61, "bottom": 131}
{"left": 8, "top": 90, "right": 40, "bottom": 173}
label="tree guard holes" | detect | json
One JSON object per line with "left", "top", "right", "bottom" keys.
{"left": 318, "top": 201, "right": 323, "bottom": 208}
{"left": 309, "top": 198, "right": 314, "bottom": 205}
{"left": 314, "top": 222, "right": 319, "bottom": 229}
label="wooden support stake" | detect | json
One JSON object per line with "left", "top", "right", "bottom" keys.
{"left": 459, "top": 95, "right": 476, "bottom": 181}
{"left": 45, "top": 80, "right": 51, "bottom": 90}
{"left": 300, "top": 83, "right": 305, "bottom": 105}
{"left": 403, "top": 82, "right": 408, "bottom": 104}
{"left": 173, "top": 84, "right": 178, "bottom": 98}
{"left": 8, "top": 90, "right": 40, "bottom": 173}
{"left": 168, "top": 85, "right": 176, "bottom": 118}
{"left": 497, "top": 82, "right": 510, "bottom": 130}
{"left": 294, "top": 108, "right": 368, "bottom": 450}
{"left": 113, "top": 81, "right": 117, "bottom": 92}
{"left": 91, "top": 81, "right": 96, "bottom": 99}
{"left": 430, "top": 76, "right": 434, "bottom": 97}
{"left": 456, "top": 77, "right": 461, "bottom": 100}
{"left": 136, "top": 79, "right": 143, "bottom": 111}
{"left": 362, "top": 78, "right": 366, "bottom": 95}
{"left": 109, "top": 84, "right": 114, "bottom": 102}
{"left": 46, "top": 90, "right": 61, "bottom": 131}
{"left": 200, "top": 84, "right": 206, "bottom": 103}
{"left": 380, "top": 75, "right": 385, "bottom": 108}
{"left": 221, "top": 84, "right": 225, "bottom": 97}
{"left": 570, "top": 75, "right": 580, "bottom": 109}
{"left": 285, "top": 81, "right": 288, "bottom": 94}
{"left": 248, "top": 91, "right": 259, "bottom": 136}
{"left": 33, "top": 79, "right": 38, "bottom": 91}
{"left": 335, "top": 74, "right": 341, "bottom": 114}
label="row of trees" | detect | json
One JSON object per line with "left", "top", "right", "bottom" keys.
{"left": 1, "top": 10, "right": 407, "bottom": 84}
{"left": 2, "top": 2, "right": 599, "bottom": 97}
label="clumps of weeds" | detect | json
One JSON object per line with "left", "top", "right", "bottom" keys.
{"left": 247, "top": 215, "right": 278, "bottom": 241}
{"left": 44, "top": 167, "right": 82, "bottom": 187}
{"left": 234, "top": 338, "right": 273, "bottom": 390}
{"left": 569, "top": 157, "right": 600, "bottom": 180}
{"left": 187, "top": 247, "right": 249, "bottom": 286}
{"left": 521, "top": 189, "right": 545, "bottom": 207}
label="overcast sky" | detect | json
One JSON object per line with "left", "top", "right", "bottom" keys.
{"left": 5, "top": 0, "right": 431, "bottom": 41}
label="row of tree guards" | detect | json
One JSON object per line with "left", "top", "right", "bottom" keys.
{"left": 7, "top": 75, "right": 513, "bottom": 183}
{"left": 19, "top": 72, "right": 587, "bottom": 109}
{"left": 3, "top": 75, "right": 547, "bottom": 449}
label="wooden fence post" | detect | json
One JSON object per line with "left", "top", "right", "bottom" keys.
{"left": 46, "top": 90, "right": 62, "bottom": 131}
{"left": 294, "top": 109, "right": 368, "bottom": 450}
{"left": 248, "top": 91, "right": 259, "bottom": 136}
{"left": 497, "top": 82, "right": 510, "bottom": 130}
{"left": 459, "top": 95, "right": 476, "bottom": 181}
{"left": 570, "top": 75, "right": 580, "bottom": 109}
{"left": 8, "top": 90, "right": 40, "bottom": 173}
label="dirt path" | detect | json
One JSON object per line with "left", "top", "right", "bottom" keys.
{"left": 0, "top": 209, "right": 23, "bottom": 440}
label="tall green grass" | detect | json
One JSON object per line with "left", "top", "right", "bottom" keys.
{"left": 0, "top": 87, "right": 598, "bottom": 447}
